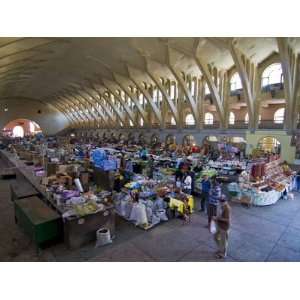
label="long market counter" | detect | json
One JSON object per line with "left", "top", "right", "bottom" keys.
{"left": 0, "top": 149, "right": 116, "bottom": 250}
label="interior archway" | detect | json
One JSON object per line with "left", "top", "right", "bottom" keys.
{"left": 182, "top": 134, "right": 196, "bottom": 146}
{"left": 2, "top": 119, "right": 42, "bottom": 137}
{"left": 257, "top": 136, "right": 281, "bottom": 154}
{"left": 166, "top": 134, "right": 176, "bottom": 145}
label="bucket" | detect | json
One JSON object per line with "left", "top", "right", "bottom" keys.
{"left": 95, "top": 228, "right": 112, "bottom": 248}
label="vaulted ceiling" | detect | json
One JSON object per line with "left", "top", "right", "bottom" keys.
{"left": 0, "top": 37, "right": 299, "bottom": 103}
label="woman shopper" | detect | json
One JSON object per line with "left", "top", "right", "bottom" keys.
{"left": 183, "top": 171, "right": 192, "bottom": 195}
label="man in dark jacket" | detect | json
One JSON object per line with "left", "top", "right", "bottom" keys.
{"left": 199, "top": 175, "right": 211, "bottom": 212}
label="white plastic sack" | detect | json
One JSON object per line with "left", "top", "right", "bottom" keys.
{"left": 210, "top": 220, "right": 217, "bottom": 234}
{"left": 95, "top": 228, "right": 112, "bottom": 248}
{"left": 151, "top": 214, "right": 161, "bottom": 226}
{"left": 129, "top": 203, "right": 148, "bottom": 226}
{"left": 146, "top": 207, "right": 153, "bottom": 222}
{"left": 156, "top": 209, "right": 168, "bottom": 221}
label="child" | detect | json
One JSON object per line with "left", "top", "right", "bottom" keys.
{"left": 182, "top": 195, "right": 191, "bottom": 225}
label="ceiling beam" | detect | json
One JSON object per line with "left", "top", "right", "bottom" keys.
{"left": 61, "top": 90, "right": 95, "bottom": 126}
{"left": 277, "top": 37, "right": 299, "bottom": 131}
{"left": 166, "top": 46, "right": 200, "bottom": 127}
{"left": 113, "top": 72, "right": 148, "bottom": 123}
{"left": 101, "top": 78, "right": 136, "bottom": 125}
{"left": 144, "top": 57, "right": 180, "bottom": 125}
{"left": 74, "top": 84, "right": 109, "bottom": 126}
{"left": 55, "top": 94, "right": 86, "bottom": 125}
{"left": 100, "top": 86, "right": 126, "bottom": 125}
{"left": 127, "top": 65, "right": 163, "bottom": 126}
{"left": 229, "top": 42, "right": 255, "bottom": 130}
{"left": 51, "top": 98, "right": 78, "bottom": 126}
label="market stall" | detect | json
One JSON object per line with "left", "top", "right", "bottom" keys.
{"left": 228, "top": 156, "right": 295, "bottom": 206}
{"left": 0, "top": 148, "right": 116, "bottom": 249}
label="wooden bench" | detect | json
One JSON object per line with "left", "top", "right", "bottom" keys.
{"left": 10, "top": 180, "right": 40, "bottom": 202}
{"left": 14, "top": 196, "right": 62, "bottom": 252}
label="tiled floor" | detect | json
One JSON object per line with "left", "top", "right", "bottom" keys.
{"left": 1, "top": 172, "right": 300, "bottom": 262}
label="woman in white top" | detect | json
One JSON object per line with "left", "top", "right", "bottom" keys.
{"left": 183, "top": 172, "right": 192, "bottom": 195}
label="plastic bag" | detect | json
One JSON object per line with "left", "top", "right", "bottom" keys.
{"left": 95, "top": 228, "right": 112, "bottom": 248}
{"left": 210, "top": 220, "right": 217, "bottom": 234}
{"left": 91, "top": 148, "right": 107, "bottom": 167}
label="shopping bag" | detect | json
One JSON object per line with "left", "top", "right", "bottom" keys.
{"left": 210, "top": 220, "right": 217, "bottom": 234}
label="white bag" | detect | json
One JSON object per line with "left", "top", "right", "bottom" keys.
{"left": 210, "top": 220, "right": 217, "bottom": 234}
{"left": 129, "top": 203, "right": 148, "bottom": 226}
{"left": 95, "top": 228, "right": 112, "bottom": 248}
{"left": 156, "top": 209, "right": 168, "bottom": 221}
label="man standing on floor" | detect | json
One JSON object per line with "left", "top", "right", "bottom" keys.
{"left": 214, "top": 195, "right": 231, "bottom": 259}
{"left": 199, "top": 174, "right": 211, "bottom": 212}
{"left": 207, "top": 176, "right": 221, "bottom": 227}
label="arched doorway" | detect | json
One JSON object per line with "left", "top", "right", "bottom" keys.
{"left": 119, "top": 133, "right": 125, "bottom": 143}
{"left": 257, "top": 136, "right": 281, "bottom": 154}
{"left": 165, "top": 134, "right": 176, "bottom": 145}
{"left": 138, "top": 133, "right": 146, "bottom": 145}
{"left": 150, "top": 134, "right": 160, "bottom": 145}
{"left": 2, "top": 119, "right": 42, "bottom": 137}
{"left": 182, "top": 134, "right": 196, "bottom": 146}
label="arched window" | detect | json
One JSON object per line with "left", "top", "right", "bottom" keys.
{"left": 204, "top": 83, "right": 210, "bottom": 95}
{"left": 139, "top": 93, "right": 143, "bottom": 105}
{"left": 185, "top": 113, "right": 195, "bottom": 125}
{"left": 170, "top": 83, "right": 177, "bottom": 100}
{"left": 191, "top": 80, "right": 196, "bottom": 97}
{"left": 140, "top": 118, "right": 144, "bottom": 127}
{"left": 12, "top": 126, "right": 24, "bottom": 138}
{"left": 204, "top": 112, "right": 214, "bottom": 125}
{"left": 245, "top": 113, "right": 249, "bottom": 124}
{"left": 170, "top": 116, "right": 176, "bottom": 125}
{"left": 262, "top": 63, "right": 283, "bottom": 87}
{"left": 129, "top": 120, "right": 134, "bottom": 127}
{"left": 230, "top": 72, "right": 242, "bottom": 91}
{"left": 205, "top": 77, "right": 219, "bottom": 95}
{"left": 274, "top": 108, "right": 285, "bottom": 124}
{"left": 229, "top": 112, "right": 235, "bottom": 125}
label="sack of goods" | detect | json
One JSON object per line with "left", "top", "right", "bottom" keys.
{"left": 95, "top": 228, "right": 112, "bottom": 248}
